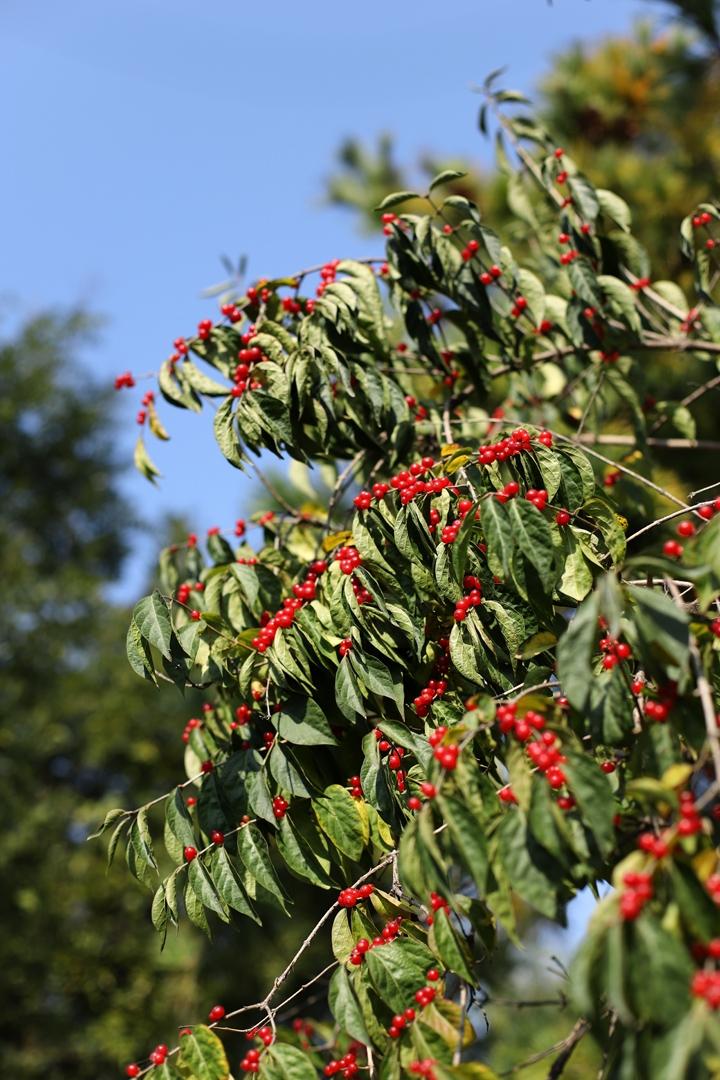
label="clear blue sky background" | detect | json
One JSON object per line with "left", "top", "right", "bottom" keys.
{"left": 4, "top": 0, "right": 665, "bottom": 599}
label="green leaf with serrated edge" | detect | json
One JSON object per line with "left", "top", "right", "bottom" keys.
{"left": 179, "top": 1024, "right": 229, "bottom": 1080}
{"left": 132, "top": 590, "right": 173, "bottom": 660}
{"left": 495, "top": 810, "right": 558, "bottom": 919}
{"left": 480, "top": 497, "right": 514, "bottom": 579}
{"left": 331, "top": 909, "right": 355, "bottom": 962}
{"left": 328, "top": 966, "right": 371, "bottom": 1044}
{"left": 563, "top": 750, "right": 615, "bottom": 856}
{"left": 313, "top": 785, "right": 366, "bottom": 860}
{"left": 436, "top": 793, "right": 489, "bottom": 894}
{"left": 236, "top": 824, "right": 287, "bottom": 902}
{"left": 434, "top": 1063, "right": 500, "bottom": 1080}
{"left": 556, "top": 591, "right": 599, "bottom": 712}
{"left": 275, "top": 816, "right": 334, "bottom": 888}
{"left": 365, "top": 938, "right": 434, "bottom": 1013}
{"left": 275, "top": 696, "right": 337, "bottom": 746}
{"left": 428, "top": 908, "right": 475, "bottom": 983}
{"left": 188, "top": 857, "right": 229, "bottom": 922}
{"left": 207, "top": 846, "right": 259, "bottom": 922}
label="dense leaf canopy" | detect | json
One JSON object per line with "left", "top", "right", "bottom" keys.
{"left": 107, "top": 84, "right": 720, "bottom": 1080}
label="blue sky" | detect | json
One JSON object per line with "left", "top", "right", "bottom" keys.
{"left": 3, "top": 0, "right": 663, "bottom": 598}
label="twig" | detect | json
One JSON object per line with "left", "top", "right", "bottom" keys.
{"left": 547, "top": 1018, "right": 591, "bottom": 1079}
{"left": 626, "top": 500, "right": 716, "bottom": 543}
{"left": 453, "top": 984, "right": 469, "bottom": 1065}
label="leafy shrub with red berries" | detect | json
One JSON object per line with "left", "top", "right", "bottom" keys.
{"left": 100, "top": 79, "right": 720, "bottom": 1079}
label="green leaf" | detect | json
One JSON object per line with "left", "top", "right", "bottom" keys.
{"left": 495, "top": 810, "right": 558, "bottom": 919}
{"left": 597, "top": 188, "right": 631, "bottom": 231}
{"left": 481, "top": 497, "right": 514, "bottom": 579}
{"left": 236, "top": 824, "right": 287, "bottom": 903}
{"left": 208, "top": 846, "right": 259, "bottom": 922}
{"left": 126, "top": 809, "right": 158, "bottom": 890}
{"left": 328, "top": 966, "right": 371, "bottom": 1044}
{"left": 184, "top": 878, "right": 211, "bottom": 937}
{"left": 429, "top": 908, "right": 475, "bottom": 983}
{"left": 276, "top": 816, "right": 334, "bottom": 888}
{"left": 132, "top": 590, "right": 173, "bottom": 661}
{"left": 126, "top": 617, "right": 158, "bottom": 684}
{"left": 627, "top": 584, "right": 689, "bottom": 675}
{"left": 134, "top": 433, "right": 161, "bottom": 483}
{"left": 556, "top": 591, "right": 599, "bottom": 712}
{"left": 428, "top": 169, "right": 467, "bottom": 192}
{"left": 507, "top": 499, "right": 555, "bottom": 580}
{"left": 275, "top": 696, "right": 337, "bottom": 746}
{"left": 436, "top": 793, "right": 488, "bottom": 894}
{"left": 188, "top": 857, "right": 230, "bottom": 922}
{"left": 564, "top": 750, "right": 615, "bottom": 856}
{"left": 335, "top": 657, "right": 365, "bottom": 721}
{"left": 376, "top": 190, "right": 421, "bottom": 211}
{"left": 365, "top": 938, "right": 434, "bottom": 1013}
{"left": 179, "top": 1025, "right": 230, "bottom": 1080}
{"left": 331, "top": 909, "right": 356, "bottom": 963}
{"left": 263, "top": 1043, "right": 317, "bottom": 1080}
{"left": 313, "top": 785, "right": 366, "bottom": 860}
{"left": 269, "top": 744, "right": 312, "bottom": 798}
{"left": 164, "top": 787, "right": 196, "bottom": 864}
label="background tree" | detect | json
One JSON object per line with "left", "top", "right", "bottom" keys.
{"left": 0, "top": 314, "right": 329, "bottom": 1078}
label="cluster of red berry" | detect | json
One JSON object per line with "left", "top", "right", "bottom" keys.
{"left": 373, "top": 729, "right": 408, "bottom": 793}
{"left": 135, "top": 389, "right": 155, "bottom": 426}
{"left": 497, "top": 704, "right": 575, "bottom": 806}
{"left": 706, "top": 874, "right": 720, "bottom": 904}
{"left": 407, "top": 782, "right": 437, "bottom": 812}
{"left": 642, "top": 681, "right": 677, "bottom": 723}
{"left": 429, "top": 727, "right": 460, "bottom": 770}
{"left": 114, "top": 371, "right": 136, "bottom": 390}
{"left": 347, "top": 775, "right": 363, "bottom": 799}
{"left": 598, "top": 634, "right": 633, "bottom": 670}
{"left": 409, "top": 1059, "right": 438, "bottom": 1080}
{"left": 349, "top": 916, "right": 405, "bottom": 966}
{"left": 315, "top": 259, "right": 341, "bottom": 297}
{"left": 323, "top": 1044, "right": 363, "bottom": 1077}
{"left": 251, "top": 560, "right": 327, "bottom": 652}
{"left": 619, "top": 871, "right": 653, "bottom": 920}
{"left": 272, "top": 795, "right": 289, "bottom": 820}
{"left": 425, "top": 893, "right": 449, "bottom": 926}
{"left": 387, "top": 968, "right": 442, "bottom": 1039}
{"left": 452, "top": 575, "right": 484, "bottom": 623}
{"left": 337, "top": 883, "right": 375, "bottom": 908}
{"left": 335, "top": 546, "right": 361, "bottom": 575}
{"left": 477, "top": 427, "right": 553, "bottom": 467}
{"left": 354, "top": 459, "right": 447, "bottom": 512}
{"left": 412, "top": 675, "right": 448, "bottom": 719}
{"left": 691, "top": 969, "right": 720, "bottom": 1008}
{"left": 181, "top": 716, "right": 203, "bottom": 745}
{"left": 239, "top": 1026, "right": 274, "bottom": 1071}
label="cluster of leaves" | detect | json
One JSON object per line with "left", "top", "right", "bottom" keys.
{"left": 107, "top": 87, "right": 720, "bottom": 1080}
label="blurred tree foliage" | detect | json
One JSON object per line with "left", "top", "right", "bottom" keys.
{"left": 0, "top": 314, "right": 327, "bottom": 1078}
{"left": 327, "top": 0, "right": 720, "bottom": 283}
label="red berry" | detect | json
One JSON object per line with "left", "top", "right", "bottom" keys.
{"left": 209, "top": 1005, "right": 226, "bottom": 1022}
{"left": 210, "top": 830, "right": 225, "bottom": 845}
{"left": 125, "top": 1068, "right": 141, "bottom": 1078}
{"left": 600, "top": 761, "right": 616, "bottom": 774}
{"left": 184, "top": 845, "right": 198, "bottom": 862}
